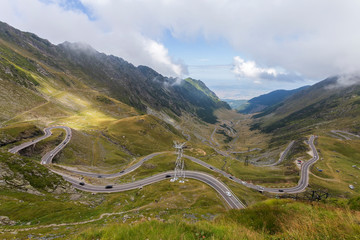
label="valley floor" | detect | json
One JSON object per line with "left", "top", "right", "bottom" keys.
{"left": 1, "top": 109, "right": 360, "bottom": 239}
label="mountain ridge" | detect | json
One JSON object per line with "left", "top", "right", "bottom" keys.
{"left": 251, "top": 75, "right": 360, "bottom": 141}
{"left": 0, "top": 21, "right": 229, "bottom": 124}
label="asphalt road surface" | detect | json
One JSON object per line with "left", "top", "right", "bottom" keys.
{"left": 262, "top": 140, "right": 295, "bottom": 166}
{"left": 331, "top": 130, "right": 360, "bottom": 140}
{"left": 8, "top": 126, "right": 72, "bottom": 165}
{"left": 60, "top": 170, "right": 245, "bottom": 209}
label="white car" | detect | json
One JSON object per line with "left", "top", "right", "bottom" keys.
{"left": 226, "top": 191, "right": 232, "bottom": 197}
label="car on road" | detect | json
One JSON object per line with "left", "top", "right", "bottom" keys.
{"left": 226, "top": 191, "right": 232, "bottom": 197}
{"left": 278, "top": 189, "right": 284, "bottom": 192}
{"left": 79, "top": 182, "right": 85, "bottom": 186}
{"left": 120, "top": 170, "right": 125, "bottom": 173}
{"left": 98, "top": 175, "right": 102, "bottom": 178}
{"left": 229, "top": 176, "right": 233, "bottom": 180}
{"left": 165, "top": 175, "right": 171, "bottom": 178}
{"left": 105, "top": 185, "right": 113, "bottom": 189}
{"left": 209, "top": 167, "right": 213, "bottom": 170}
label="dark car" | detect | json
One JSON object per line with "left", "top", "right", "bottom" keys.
{"left": 79, "top": 182, "right": 85, "bottom": 186}
{"left": 120, "top": 170, "right": 125, "bottom": 173}
{"left": 98, "top": 175, "right": 102, "bottom": 178}
{"left": 278, "top": 189, "right": 284, "bottom": 192}
{"left": 229, "top": 176, "right": 233, "bottom": 180}
{"left": 105, "top": 185, "right": 113, "bottom": 189}
{"left": 209, "top": 167, "right": 214, "bottom": 170}
{"left": 165, "top": 175, "right": 171, "bottom": 178}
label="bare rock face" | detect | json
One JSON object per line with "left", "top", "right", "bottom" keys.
{"left": 69, "top": 193, "right": 82, "bottom": 201}
{"left": 0, "top": 163, "right": 11, "bottom": 179}
{"left": 0, "top": 157, "right": 73, "bottom": 195}
{"left": 0, "top": 164, "right": 44, "bottom": 196}
{"left": 51, "top": 184, "right": 76, "bottom": 195}
{"left": 0, "top": 216, "right": 16, "bottom": 226}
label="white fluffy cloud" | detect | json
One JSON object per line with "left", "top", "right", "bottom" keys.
{"left": 0, "top": 0, "right": 359, "bottom": 81}
{"left": 233, "top": 56, "right": 302, "bottom": 83}
{"left": 233, "top": 56, "right": 276, "bottom": 81}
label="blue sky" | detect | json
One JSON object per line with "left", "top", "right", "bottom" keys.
{"left": 1, "top": 0, "right": 359, "bottom": 99}
{"left": 160, "top": 28, "right": 311, "bottom": 99}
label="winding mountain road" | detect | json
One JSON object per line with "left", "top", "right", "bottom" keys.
{"left": 330, "top": 130, "right": 360, "bottom": 140}
{"left": 261, "top": 140, "right": 295, "bottom": 167}
{"left": 59, "top": 170, "right": 245, "bottom": 209}
{"left": 9, "top": 126, "right": 320, "bottom": 209}
{"left": 9, "top": 127, "right": 244, "bottom": 209}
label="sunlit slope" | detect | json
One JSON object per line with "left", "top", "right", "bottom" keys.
{"left": 106, "top": 115, "right": 185, "bottom": 156}
{"left": 0, "top": 36, "right": 138, "bottom": 128}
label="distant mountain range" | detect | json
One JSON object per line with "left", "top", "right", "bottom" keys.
{"left": 222, "top": 99, "right": 248, "bottom": 110}
{"left": 251, "top": 75, "right": 360, "bottom": 142}
{"left": 239, "top": 86, "right": 310, "bottom": 114}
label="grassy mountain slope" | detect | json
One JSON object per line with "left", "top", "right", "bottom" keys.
{"left": 0, "top": 21, "right": 230, "bottom": 170}
{"left": 252, "top": 76, "right": 360, "bottom": 139}
{"left": 0, "top": 21, "right": 228, "bottom": 124}
{"left": 68, "top": 199, "right": 360, "bottom": 239}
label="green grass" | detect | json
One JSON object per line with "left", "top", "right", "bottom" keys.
{"left": 308, "top": 135, "right": 360, "bottom": 197}
{"left": 0, "top": 149, "right": 63, "bottom": 191}
{"left": 106, "top": 115, "right": 185, "bottom": 156}
{"left": 72, "top": 199, "right": 360, "bottom": 240}
{"left": 54, "top": 129, "right": 132, "bottom": 171}
{"left": 0, "top": 122, "right": 41, "bottom": 146}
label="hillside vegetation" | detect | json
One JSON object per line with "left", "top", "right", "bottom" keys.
{"left": 0, "top": 21, "right": 229, "bottom": 125}
{"left": 1, "top": 21, "right": 360, "bottom": 240}
{"left": 251, "top": 76, "right": 360, "bottom": 144}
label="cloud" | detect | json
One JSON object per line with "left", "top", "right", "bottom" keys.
{"left": 326, "top": 74, "right": 360, "bottom": 89}
{"left": 233, "top": 56, "right": 276, "bottom": 78}
{"left": 144, "top": 39, "right": 188, "bottom": 76}
{"left": 233, "top": 56, "right": 302, "bottom": 83}
{"left": 1, "top": 0, "right": 360, "bottom": 81}
{"left": 0, "top": 0, "right": 186, "bottom": 77}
